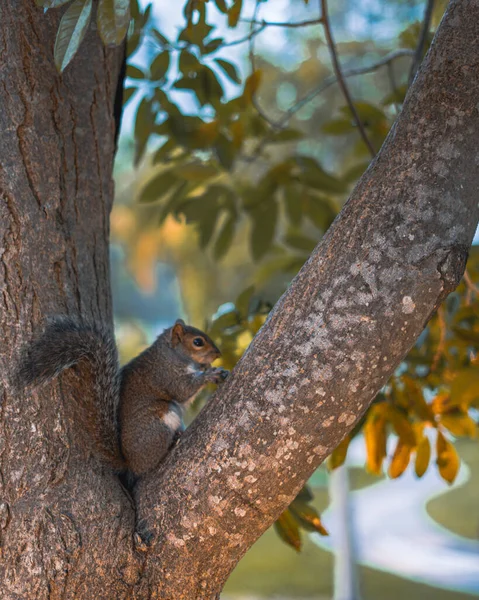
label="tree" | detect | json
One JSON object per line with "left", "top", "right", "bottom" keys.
{"left": 0, "top": 0, "right": 478, "bottom": 598}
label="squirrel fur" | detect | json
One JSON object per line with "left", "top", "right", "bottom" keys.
{"left": 17, "top": 316, "right": 228, "bottom": 476}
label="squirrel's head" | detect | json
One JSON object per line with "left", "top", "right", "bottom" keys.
{"left": 170, "top": 319, "right": 221, "bottom": 365}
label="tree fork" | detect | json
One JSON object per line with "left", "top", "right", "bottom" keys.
{"left": 0, "top": 1, "right": 478, "bottom": 599}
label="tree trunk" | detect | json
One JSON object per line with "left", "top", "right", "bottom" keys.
{"left": 1, "top": 1, "right": 479, "bottom": 599}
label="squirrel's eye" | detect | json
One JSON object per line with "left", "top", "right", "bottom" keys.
{"left": 193, "top": 337, "right": 205, "bottom": 347}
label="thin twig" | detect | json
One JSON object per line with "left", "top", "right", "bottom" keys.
{"left": 240, "top": 18, "right": 324, "bottom": 28}
{"left": 464, "top": 269, "right": 479, "bottom": 292}
{"left": 247, "top": 0, "right": 277, "bottom": 127}
{"left": 246, "top": 49, "right": 414, "bottom": 160}
{"left": 320, "top": 0, "right": 376, "bottom": 158}
{"left": 408, "top": 0, "right": 435, "bottom": 85}
{"left": 276, "top": 50, "right": 414, "bottom": 129}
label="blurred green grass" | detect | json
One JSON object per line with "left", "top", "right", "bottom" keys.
{"left": 223, "top": 444, "right": 477, "bottom": 600}
{"left": 427, "top": 438, "right": 479, "bottom": 540}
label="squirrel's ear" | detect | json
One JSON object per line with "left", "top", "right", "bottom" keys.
{"left": 171, "top": 320, "right": 185, "bottom": 346}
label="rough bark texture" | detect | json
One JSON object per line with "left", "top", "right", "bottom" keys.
{"left": 0, "top": 3, "right": 137, "bottom": 599}
{"left": 0, "top": 1, "right": 478, "bottom": 599}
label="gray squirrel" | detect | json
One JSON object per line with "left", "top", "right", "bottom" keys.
{"left": 17, "top": 316, "right": 228, "bottom": 476}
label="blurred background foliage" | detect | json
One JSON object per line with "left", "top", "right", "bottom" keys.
{"left": 40, "top": 0, "right": 478, "bottom": 593}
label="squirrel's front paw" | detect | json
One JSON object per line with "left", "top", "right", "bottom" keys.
{"left": 207, "top": 367, "right": 229, "bottom": 384}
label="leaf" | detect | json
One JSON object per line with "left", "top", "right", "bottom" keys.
{"left": 215, "top": 134, "right": 236, "bottom": 170}
{"left": 213, "top": 213, "right": 236, "bottom": 260}
{"left": 215, "top": 58, "right": 241, "bottom": 84}
{"left": 450, "top": 368, "right": 479, "bottom": 406}
{"left": 127, "top": 65, "right": 146, "bottom": 79}
{"left": 138, "top": 170, "right": 179, "bottom": 203}
{"left": 151, "top": 28, "right": 170, "bottom": 46}
{"left": 389, "top": 440, "right": 412, "bottom": 479}
{"left": 440, "top": 412, "right": 477, "bottom": 438}
{"left": 284, "top": 233, "right": 317, "bottom": 253}
{"left": 134, "top": 96, "right": 154, "bottom": 165}
{"left": 97, "top": 0, "right": 130, "bottom": 46}
{"left": 436, "top": 431, "right": 460, "bottom": 484}
{"left": 150, "top": 51, "right": 170, "bottom": 81}
{"left": 402, "top": 376, "right": 435, "bottom": 422}
{"left": 243, "top": 70, "right": 262, "bottom": 104}
{"left": 227, "top": 0, "right": 243, "bottom": 27}
{"left": 387, "top": 406, "right": 417, "bottom": 447}
{"left": 342, "top": 162, "right": 370, "bottom": 183}
{"left": 123, "top": 87, "right": 137, "bottom": 105}
{"left": 322, "top": 118, "right": 355, "bottom": 135}
{"left": 215, "top": 0, "right": 228, "bottom": 13}
{"left": 250, "top": 200, "right": 278, "bottom": 261}
{"left": 235, "top": 285, "right": 255, "bottom": 318}
{"left": 283, "top": 184, "right": 303, "bottom": 226}
{"left": 415, "top": 435, "right": 431, "bottom": 478}
{"left": 175, "top": 163, "right": 218, "bottom": 182}
{"left": 364, "top": 404, "right": 388, "bottom": 475}
{"left": 290, "top": 500, "right": 329, "bottom": 536}
{"left": 179, "top": 50, "right": 201, "bottom": 75}
{"left": 270, "top": 128, "right": 304, "bottom": 143}
{"left": 203, "top": 38, "right": 224, "bottom": 54}
{"left": 295, "top": 156, "right": 347, "bottom": 194}
{"left": 274, "top": 510, "right": 302, "bottom": 552}
{"left": 54, "top": 0, "right": 93, "bottom": 73}
{"left": 329, "top": 436, "right": 350, "bottom": 470}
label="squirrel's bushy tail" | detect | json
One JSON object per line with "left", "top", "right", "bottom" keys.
{"left": 17, "top": 317, "right": 124, "bottom": 470}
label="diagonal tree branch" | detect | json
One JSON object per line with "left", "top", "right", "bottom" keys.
{"left": 134, "top": 2, "right": 479, "bottom": 597}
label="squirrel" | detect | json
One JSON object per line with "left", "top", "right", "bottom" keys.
{"left": 17, "top": 316, "right": 228, "bottom": 477}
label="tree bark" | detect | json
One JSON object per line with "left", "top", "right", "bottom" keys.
{"left": 0, "top": 3, "right": 136, "bottom": 599}
{"left": 1, "top": 1, "right": 478, "bottom": 599}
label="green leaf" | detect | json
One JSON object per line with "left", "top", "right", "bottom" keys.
{"left": 215, "top": 58, "right": 241, "bottom": 84}
{"left": 123, "top": 87, "right": 137, "bottom": 105}
{"left": 269, "top": 128, "right": 304, "bottom": 143}
{"left": 134, "top": 96, "right": 154, "bottom": 165}
{"left": 215, "top": 0, "right": 228, "bottom": 13}
{"left": 322, "top": 118, "right": 355, "bottom": 135}
{"left": 139, "top": 170, "right": 179, "bottom": 203}
{"left": 179, "top": 50, "right": 201, "bottom": 75}
{"left": 228, "top": 0, "right": 243, "bottom": 27}
{"left": 250, "top": 200, "right": 278, "bottom": 261}
{"left": 284, "top": 233, "right": 317, "bottom": 253}
{"left": 150, "top": 51, "right": 170, "bottom": 81}
{"left": 215, "top": 134, "right": 236, "bottom": 170}
{"left": 296, "top": 156, "right": 347, "bottom": 194}
{"left": 127, "top": 65, "right": 146, "bottom": 79}
{"left": 283, "top": 184, "right": 303, "bottom": 226}
{"left": 342, "top": 162, "right": 370, "bottom": 183}
{"left": 54, "top": 0, "right": 93, "bottom": 73}
{"left": 203, "top": 38, "right": 224, "bottom": 55}
{"left": 274, "top": 510, "right": 302, "bottom": 552}
{"left": 235, "top": 285, "right": 255, "bottom": 317}
{"left": 305, "top": 194, "right": 337, "bottom": 231}
{"left": 214, "top": 213, "right": 236, "bottom": 260}
{"left": 152, "top": 28, "right": 170, "bottom": 47}
{"left": 97, "top": 0, "right": 130, "bottom": 46}
{"left": 175, "top": 162, "right": 218, "bottom": 181}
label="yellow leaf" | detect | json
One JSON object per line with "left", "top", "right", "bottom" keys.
{"left": 414, "top": 435, "right": 431, "bottom": 478}
{"left": 450, "top": 368, "right": 479, "bottom": 406}
{"left": 229, "top": 120, "right": 244, "bottom": 149}
{"left": 364, "top": 405, "right": 388, "bottom": 475}
{"left": 328, "top": 435, "right": 350, "bottom": 470}
{"left": 274, "top": 510, "right": 302, "bottom": 552}
{"left": 389, "top": 440, "right": 412, "bottom": 479}
{"left": 290, "top": 501, "right": 329, "bottom": 536}
{"left": 386, "top": 406, "right": 416, "bottom": 447}
{"left": 431, "top": 392, "right": 453, "bottom": 415}
{"left": 402, "top": 376, "right": 435, "bottom": 422}
{"left": 436, "top": 431, "right": 460, "bottom": 484}
{"left": 195, "top": 120, "right": 219, "bottom": 146}
{"left": 440, "top": 412, "right": 477, "bottom": 438}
